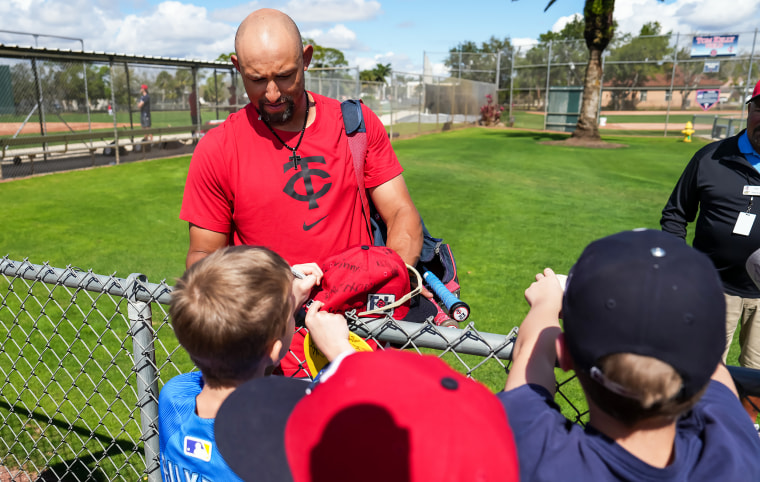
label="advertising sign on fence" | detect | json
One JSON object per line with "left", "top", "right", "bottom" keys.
{"left": 696, "top": 89, "right": 721, "bottom": 111}
{"left": 691, "top": 35, "right": 739, "bottom": 57}
{"left": 703, "top": 61, "right": 721, "bottom": 73}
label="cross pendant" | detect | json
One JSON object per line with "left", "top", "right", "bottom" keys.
{"left": 290, "top": 151, "right": 301, "bottom": 170}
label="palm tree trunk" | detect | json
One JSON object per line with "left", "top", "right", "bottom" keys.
{"left": 572, "top": 46, "right": 602, "bottom": 140}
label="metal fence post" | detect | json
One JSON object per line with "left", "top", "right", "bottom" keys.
{"left": 741, "top": 28, "right": 758, "bottom": 122}
{"left": 664, "top": 32, "right": 679, "bottom": 137}
{"left": 127, "top": 273, "right": 161, "bottom": 482}
{"left": 509, "top": 47, "right": 516, "bottom": 124}
{"left": 543, "top": 40, "right": 553, "bottom": 130}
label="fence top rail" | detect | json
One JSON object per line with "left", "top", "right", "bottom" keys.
{"left": 0, "top": 256, "right": 516, "bottom": 361}
{"left": 0, "top": 44, "right": 232, "bottom": 69}
{"left": 1, "top": 125, "right": 197, "bottom": 145}
{"left": 0, "top": 131, "right": 114, "bottom": 148}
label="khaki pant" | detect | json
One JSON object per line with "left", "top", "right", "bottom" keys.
{"left": 724, "top": 293, "right": 760, "bottom": 369}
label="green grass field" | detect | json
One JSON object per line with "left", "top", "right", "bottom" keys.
{"left": 2, "top": 127, "right": 738, "bottom": 478}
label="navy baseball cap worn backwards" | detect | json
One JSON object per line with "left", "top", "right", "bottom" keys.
{"left": 562, "top": 229, "right": 725, "bottom": 401}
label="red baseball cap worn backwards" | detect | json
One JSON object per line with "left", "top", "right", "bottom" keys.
{"left": 215, "top": 350, "right": 520, "bottom": 482}
{"left": 140, "top": 84, "right": 148, "bottom": 90}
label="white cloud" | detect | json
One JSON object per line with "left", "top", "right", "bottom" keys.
{"left": 353, "top": 51, "right": 394, "bottom": 70}
{"left": 284, "top": 0, "right": 382, "bottom": 23}
{"left": 0, "top": 0, "right": 119, "bottom": 50}
{"left": 303, "top": 24, "right": 359, "bottom": 50}
{"left": 512, "top": 37, "right": 539, "bottom": 52}
{"left": 615, "top": 0, "right": 760, "bottom": 36}
{"left": 0, "top": 0, "right": 236, "bottom": 60}
{"left": 209, "top": 1, "right": 261, "bottom": 23}
{"left": 111, "top": 2, "right": 235, "bottom": 59}
{"left": 552, "top": 13, "right": 582, "bottom": 33}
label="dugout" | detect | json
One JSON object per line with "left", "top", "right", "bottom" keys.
{"left": 546, "top": 86, "right": 582, "bottom": 133}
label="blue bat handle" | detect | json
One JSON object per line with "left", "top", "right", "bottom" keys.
{"left": 423, "top": 270, "right": 470, "bottom": 322}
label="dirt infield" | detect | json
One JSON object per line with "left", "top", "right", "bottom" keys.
{"left": 0, "top": 122, "right": 129, "bottom": 136}
{"left": 602, "top": 122, "right": 682, "bottom": 131}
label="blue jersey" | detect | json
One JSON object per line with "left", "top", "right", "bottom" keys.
{"left": 159, "top": 372, "right": 243, "bottom": 482}
{"left": 498, "top": 381, "right": 760, "bottom": 481}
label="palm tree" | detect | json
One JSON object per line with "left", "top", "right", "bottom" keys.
{"left": 541, "top": 0, "right": 663, "bottom": 140}
{"left": 571, "top": 0, "right": 615, "bottom": 140}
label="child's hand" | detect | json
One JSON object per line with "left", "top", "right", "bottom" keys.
{"left": 305, "top": 301, "right": 354, "bottom": 361}
{"left": 292, "top": 263, "right": 323, "bottom": 307}
{"left": 525, "top": 268, "right": 564, "bottom": 314}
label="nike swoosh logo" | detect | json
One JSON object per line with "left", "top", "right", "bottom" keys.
{"left": 303, "top": 216, "right": 327, "bottom": 231}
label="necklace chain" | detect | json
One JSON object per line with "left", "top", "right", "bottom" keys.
{"left": 261, "top": 92, "right": 310, "bottom": 169}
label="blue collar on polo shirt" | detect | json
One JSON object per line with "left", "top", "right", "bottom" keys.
{"left": 739, "top": 131, "right": 760, "bottom": 172}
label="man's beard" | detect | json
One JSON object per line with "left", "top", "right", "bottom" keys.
{"left": 258, "top": 95, "right": 295, "bottom": 125}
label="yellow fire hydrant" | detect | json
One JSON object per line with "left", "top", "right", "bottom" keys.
{"left": 682, "top": 121, "right": 695, "bottom": 143}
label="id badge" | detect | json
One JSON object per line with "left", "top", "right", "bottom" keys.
{"left": 734, "top": 212, "right": 756, "bottom": 236}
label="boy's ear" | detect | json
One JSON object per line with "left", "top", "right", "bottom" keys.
{"left": 268, "top": 339, "right": 284, "bottom": 365}
{"left": 555, "top": 333, "right": 575, "bottom": 372}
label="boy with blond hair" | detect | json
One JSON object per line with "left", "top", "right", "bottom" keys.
{"left": 159, "top": 245, "right": 335, "bottom": 482}
{"left": 500, "top": 229, "right": 760, "bottom": 481}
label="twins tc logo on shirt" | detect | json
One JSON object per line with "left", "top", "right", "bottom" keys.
{"left": 184, "top": 436, "right": 212, "bottom": 462}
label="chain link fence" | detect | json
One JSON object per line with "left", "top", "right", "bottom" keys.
{"left": 3, "top": 256, "right": 760, "bottom": 480}
{"left": 0, "top": 257, "right": 525, "bottom": 480}
{"left": 427, "top": 28, "right": 759, "bottom": 136}
{"left": 0, "top": 44, "right": 497, "bottom": 181}
{"left": 0, "top": 44, "right": 236, "bottom": 180}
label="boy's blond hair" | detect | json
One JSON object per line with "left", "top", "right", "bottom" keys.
{"left": 577, "top": 353, "right": 707, "bottom": 426}
{"left": 169, "top": 245, "right": 293, "bottom": 388}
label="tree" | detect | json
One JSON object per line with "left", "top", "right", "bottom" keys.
{"left": 515, "top": 15, "right": 588, "bottom": 109}
{"left": 569, "top": 0, "right": 615, "bottom": 140}
{"left": 540, "top": 0, "right": 665, "bottom": 140}
{"left": 305, "top": 38, "right": 348, "bottom": 70}
{"left": 444, "top": 36, "right": 513, "bottom": 86}
{"left": 216, "top": 53, "right": 234, "bottom": 63}
{"left": 604, "top": 22, "right": 670, "bottom": 110}
{"left": 360, "top": 63, "right": 392, "bottom": 83}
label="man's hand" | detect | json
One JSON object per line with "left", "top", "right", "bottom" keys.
{"left": 291, "top": 263, "right": 323, "bottom": 308}
{"left": 304, "top": 301, "right": 355, "bottom": 361}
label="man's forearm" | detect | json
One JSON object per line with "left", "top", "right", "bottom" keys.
{"left": 384, "top": 207, "right": 423, "bottom": 267}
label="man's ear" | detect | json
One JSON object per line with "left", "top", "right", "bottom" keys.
{"left": 231, "top": 54, "right": 241, "bottom": 73}
{"left": 302, "top": 44, "right": 313, "bottom": 70}
{"left": 555, "top": 332, "right": 575, "bottom": 372}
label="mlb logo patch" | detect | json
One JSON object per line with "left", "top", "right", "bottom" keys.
{"left": 367, "top": 293, "right": 395, "bottom": 315}
{"left": 184, "top": 436, "right": 212, "bottom": 462}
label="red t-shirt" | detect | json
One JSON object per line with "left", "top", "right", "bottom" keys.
{"left": 180, "top": 92, "right": 402, "bottom": 265}
{"left": 180, "top": 93, "right": 402, "bottom": 377}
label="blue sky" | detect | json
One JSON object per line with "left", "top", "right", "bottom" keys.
{"left": 1, "top": 0, "right": 758, "bottom": 74}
